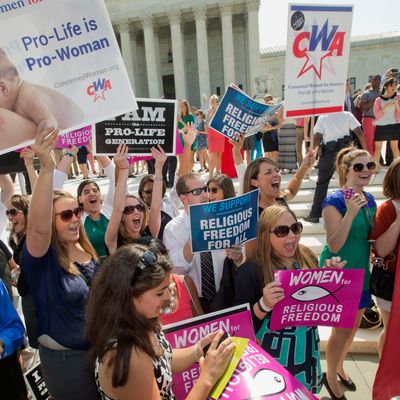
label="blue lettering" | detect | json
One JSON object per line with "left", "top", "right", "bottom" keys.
{"left": 309, "top": 20, "right": 338, "bottom": 51}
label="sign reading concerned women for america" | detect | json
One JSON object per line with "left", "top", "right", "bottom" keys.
{"left": 0, "top": 0, "right": 137, "bottom": 155}
{"left": 270, "top": 268, "right": 364, "bottom": 331}
{"left": 189, "top": 189, "right": 259, "bottom": 253}
{"left": 93, "top": 98, "right": 177, "bottom": 155}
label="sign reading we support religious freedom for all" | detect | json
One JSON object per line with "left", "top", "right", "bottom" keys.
{"left": 56, "top": 125, "right": 92, "bottom": 149}
{"left": 0, "top": 0, "right": 137, "bottom": 155}
{"left": 93, "top": 98, "right": 177, "bottom": 155}
{"left": 189, "top": 189, "right": 259, "bottom": 253}
{"left": 284, "top": 4, "right": 353, "bottom": 118}
{"left": 270, "top": 268, "right": 364, "bottom": 331}
{"left": 209, "top": 85, "right": 282, "bottom": 140}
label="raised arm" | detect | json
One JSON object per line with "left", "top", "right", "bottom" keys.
{"left": 97, "top": 155, "right": 116, "bottom": 214}
{"left": 26, "top": 128, "right": 58, "bottom": 258}
{"left": 20, "top": 147, "right": 38, "bottom": 191}
{"left": 104, "top": 144, "right": 129, "bottom": 255}
{"left": 53, "top": 146, "right": 78, "bottom": 189}
{"left": 148, "top": 146, "right": 166, "bottom": 238}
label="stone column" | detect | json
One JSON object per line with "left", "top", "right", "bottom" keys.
{"left": 141, "top": 15, "right": 161, "bottom": 98}
{"left": 118, "top": 22, "right": 135, "bottom": 90}
{"left": 153, "top": 27, "right": 164, "bottom": 97}
{"left": 193, "top": 6, "right": 211, "bottom": 105}
{"left": 168, "top": 11, "right": 187, "bottom": 100}
{"left": 246, "top": 0, "right": 261, "bottom": 97}
{"left": 220, "top": 1, "right": 235, "bottom": 88}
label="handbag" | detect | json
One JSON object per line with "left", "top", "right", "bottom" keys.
{"left": 369, "top": 264, "right": 395, "bottom": 301}
{"left": 359, "top": 302, "right": 383, "bottom": 330}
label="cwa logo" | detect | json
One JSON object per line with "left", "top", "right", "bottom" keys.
{"left": 87, "top": 78, "right": 112, "bottom": 102}
{"left": 292, "top": 19, "right": 345, "bottom": 79}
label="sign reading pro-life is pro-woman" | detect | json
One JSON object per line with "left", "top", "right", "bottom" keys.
{"left": 189, "top": 189, "right": 259, "bottom": 253}
{"left": 284, "top": 4, "right": 353, "bottom": 118}
{"left": 270, "top": 268, "right": 364, "bottom": 331}
{"left": 0, "top": 0, "right": 137, "bottom": 155}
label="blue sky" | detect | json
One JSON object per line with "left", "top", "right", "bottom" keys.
{"left": 259, "top": 0, "right": 400, "bottom": 49}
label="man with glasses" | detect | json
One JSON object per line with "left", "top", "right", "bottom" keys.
{"left": 163, "top": 173, "right": 232, "bottom": 312}
{"left": 304, "top": 111, "right": 366, "bottom": 223}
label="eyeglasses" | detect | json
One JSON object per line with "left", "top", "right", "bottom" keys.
{"left": 207, "top": 187, "right": 220, "bottom": 194}
{"left": 131, "top": 250, "right": 157, "bottom": 285}
{"left": 352, "top": 162, "right": 376, "bottom": 172}
{"left": 184, "top": 186, "right": 208, "bottom": 196}
{"left": 6, "top": 209, "right": 22, "bottom": 217}
{"left": 55, "top": 207, "right": 83, "bottom": 222}
{"left": 142, "top": 189, "right": 153, "bottom": 195}
{"left": 123, "top": 204, "right": 145, "bottom": 214}
{"left": 270, "top": 222, "right": 303, "bottom": 238}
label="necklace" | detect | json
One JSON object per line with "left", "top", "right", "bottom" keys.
{"left": 160, "top": 280, "right": 177, "bottom": 315}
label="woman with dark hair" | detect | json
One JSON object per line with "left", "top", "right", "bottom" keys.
{"left": 86, "top": 243, "right": 234, "bottom": 400}
{"left": 369, "top": 158, "right": 400, "bottom": 357}
{"left": 321, "top": 147, "right": 376, "bottom": 399}
{"left": 373, "top": 77, "right": 400, "bottom": 169}
{"left": 233, "top": 205, "right": 342, "bottom": 393}
{"left": 206, "top": 174, "right": 235, "bottom": 202}
{"left": 23, "top": 128, "right": 100, "bottom": 400}
{"left": 105, "top": 145, "right": 166, "bottom": 254}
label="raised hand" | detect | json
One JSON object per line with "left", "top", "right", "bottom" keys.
{"left": 113, "top": 143, "right": 129, "bottom": 170}
{"left": 151, "top": 145, "right": 167, "bottom": 171}
{"left": 345, "top": 192, "right": 367, "bottom": 218}
{"left": 20, "top": 147, "right": 35, "bottom": 168}
{"left": 31, "top": 127, "right": 58, "bottom": 170}
{"left": 182, "top": 123, "right": 197, "bottom": 146}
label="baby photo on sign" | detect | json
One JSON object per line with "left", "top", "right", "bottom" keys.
{"left": 0, "top": 48, "right": 84, "bottom": 152}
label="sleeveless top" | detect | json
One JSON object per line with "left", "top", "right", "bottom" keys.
{"left": 95, "top": 331, "right": 175, "bottom": 400}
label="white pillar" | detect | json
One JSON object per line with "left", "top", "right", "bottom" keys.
{"left": 118, "top": 22, "right": 135, "bottom": 90}
{"left": 220, "top": 1, "right": 235, "bottom": 89}
{"left": 141, "top": 15, "right": 161, "bottom": 98}
{"left": 193, "top": 6, "right": 211, "bottom": 105}
{"left": 153, "top": 28, "right": 164, "bottom": 97}
{"left": 246, "top": 0, "right": 261, "bottom": 97}
{"left": 168, "top": 11, "right": 187, "bottom": 100}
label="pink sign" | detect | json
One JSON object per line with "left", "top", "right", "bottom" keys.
{"left": 270, "top": 268, "right": 364, "bottom": 331}
{"left": 163, "top": 305, "right": 255, "bottom": 400}
{"left": 218, "top": 340, "right": 318, "bottom": 399}
{"left": 56, "top": 126, "right": 92, "bottom": 149}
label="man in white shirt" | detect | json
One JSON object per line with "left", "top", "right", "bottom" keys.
{"left": 304, "top": 111, "right": 366, "bottom": 223}
{"left": 163, "top": 173, "right": 242, "bottom": 311}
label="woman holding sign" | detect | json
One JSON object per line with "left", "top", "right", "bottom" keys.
{"left": 234, "top": 205, "right": 324, "bottom": 393}
{"left": 86, "top": 243, "right": 234, "bottom": 400}
{"left": 320, "top": 147, "right": 376, "bottom": 399}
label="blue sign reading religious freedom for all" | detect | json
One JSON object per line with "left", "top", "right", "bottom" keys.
{"left": 208, "top": 84, "right": 282, "bottom": 140}
{"left": 189, "top": 189, "right": 259, "bottom": 253}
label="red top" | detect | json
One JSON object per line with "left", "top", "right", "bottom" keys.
{"left": 370, "top": 199, "right": 400, "bottom": 273}
{"left": 160, "top": 274, "right": 194, "bottom": 326}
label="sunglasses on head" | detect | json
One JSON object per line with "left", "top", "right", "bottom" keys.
{"left": 123, "top": 204, "right": 145, "bottom": 215}
{"left": 352, "top": 162, "right": 376, "bottom": 172}
{"left": 55, "top": 207, "right": 83, "bottom": 222}
{"left": 6, "top": 208, "right": 21, "bottom": 217}
{"left": 184, "top": 186, "right": 207, "bottom": 196}
{"left": 270, "top": 222, "right": 303, "bottom": 238}
{"left": 131, "top": 250, "right": 158, "bottom": 286}
{"left": 207, "top": 187, "right": 220, "bottom": 194}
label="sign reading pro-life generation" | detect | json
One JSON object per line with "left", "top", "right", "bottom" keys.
{"left": 189, "top": 189, "right": 259, "bottom": 253}
{"left": 0, "top": 0, "right": 137, "bottom": 154}
{"left": 93, "top": 98, "right": 177, "bottom": 155}
{"left": 270, "top": 268, "right": 364, "bottom": 331}
{"left": 284, "top": 4, "right": 353, "bottom": 118}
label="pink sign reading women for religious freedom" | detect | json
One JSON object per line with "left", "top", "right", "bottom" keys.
{"left": 56, "top": 126, "right": 92, "bottom": 149}
{"left": 270, "top": 268, "right": 364, "bottom": 331}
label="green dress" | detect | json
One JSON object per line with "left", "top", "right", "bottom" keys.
{"left": 84, "top": 214, "right": 109, "bottom": 259}
{"left": 319, "top": 190, "right": 377, "bottom": 293}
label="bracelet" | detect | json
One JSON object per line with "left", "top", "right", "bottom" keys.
{"left": 258, "top": 297, "right": 272, "bottom": 313}
{"left": 154, "top": 176, "right": 163, "bottom": 182}
{"left": 65, "top": 152, "right": 75, "bottom": 158}
{"left": 118, "top": 167, "right": 129, "bottom": 170}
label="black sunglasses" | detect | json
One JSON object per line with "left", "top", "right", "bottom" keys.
{"left": 55, "top": 207, "right": 83, "bottom": 222}
{"left": 352, "top": 162, "right": 376, "bottom": 172}
{"left": 123, "top": 204, "right": 145, "bottom": 215}
{"left": 184, "top": 186, "right": 207, "bottom": 196}
{"left": 270, "top": 222, "right": 303, "bottom": 238}
{"left": 207, "top": 187, "right": 220, "bottom": 194}
{"left": 131, "top": 250, "right": 158, "bottom": 285}
{"left": 142, "top": 189, "right": 153, "bottom": 195}
{"left": 6, "top": 208, "right": 21, "bottom": 217}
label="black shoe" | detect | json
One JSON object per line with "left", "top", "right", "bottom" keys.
{"left": 322, "top": 373, "right": 347, "bottom": 400}
{"left": 337, "top": 373, "right": 356, "bottom": 391}
{"left": 304, "top": 214, "right": 319, "bottom": 223}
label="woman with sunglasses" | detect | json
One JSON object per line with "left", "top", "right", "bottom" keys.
{"left": 233, "top": 205, "right": 342, "bottom": 394}
{"left": 86, "top": 243, "right": 235, "bottom": 400}
{"left": 206, "top": 174, "right": 236, "bottom": 202}
{"left": 22, "top": 128, "right": 100, "bottom": 400}
{"left": 320, "top": 147, "right": 376, "bottom": 399}
{"left": 105, "top": 144, "right": 166, "bottom": 255}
